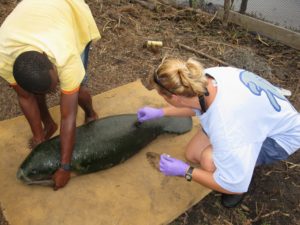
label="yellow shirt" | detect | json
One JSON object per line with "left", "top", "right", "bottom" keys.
{"left": 0, "top": 0, "right": 101, "bottom": 94}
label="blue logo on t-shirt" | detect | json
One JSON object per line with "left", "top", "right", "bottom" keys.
{"left": 239, "top": 71, "right": 287, "bottom": 112}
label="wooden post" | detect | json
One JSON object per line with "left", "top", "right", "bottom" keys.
{"left": 239, "top": 0, "right": 248, "bottom": 14}
{"left": 189, "top": 0, "right": 199, "bottom": 8}
{"left": 223, "top": 0, "right": 231, "bottom": 27}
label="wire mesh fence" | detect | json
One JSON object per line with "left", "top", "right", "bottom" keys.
{"left": 176, "top": 0, "right": 300, "bottom": 32}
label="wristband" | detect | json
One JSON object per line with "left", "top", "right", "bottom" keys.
{"left": 60, "top": 163, "right": 71, "bottom": 171}
{"left": 185, "top": 166, "right": 194, "bottom": 181}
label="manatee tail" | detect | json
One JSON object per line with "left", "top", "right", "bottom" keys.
{"left": 146, "top": 152, "right": 161, "bottom": 172}
{"left": 160, "top": 116, "right": 192, "bottom": 134}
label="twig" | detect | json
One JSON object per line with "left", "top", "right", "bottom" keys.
{"left": 102, "top": 20, "right": 113, "bottom": 31}
{"left": 113, "top": 15, "right": 122, "bottom": 30}
{"left": 251, "top": 203, "right": 265, "bottom": 223}
{"left": 209, "top": 11, "right": 218, "bottom": 23}
{"left": 256, "top": 33, "right": 269, "bottom": 46}
{"left": 223, "top": 219, "right": 233, "bottom": 225}
{"left": 178, "top": 43, "right": 233, "bottom": 66}
{"left": 182, "top": 212, "right": 189, "bottom": 225}
{"left": 283, "top": 160, "right": 300, "bottom": 168}
{"left": 292, "top": 181, "right": 300, "bottom": 187}
{"left": 197, "top": 23, "right": 206, "bottom": 29}
{"left": 260, "top": 210, "right": 280, "bottom": 218}
{"left": 281, "top": 212, "right": 290, "bottom": 217}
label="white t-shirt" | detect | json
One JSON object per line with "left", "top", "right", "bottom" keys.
{"left": 195, "top": 67, "right": 300, "bottom": 193}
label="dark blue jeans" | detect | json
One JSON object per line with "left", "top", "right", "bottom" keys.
{"left": 256, "top": 137, "right": 289, "bottom": 166}
{"left": 80, "top": 41, "right": 92, "bottom": 86}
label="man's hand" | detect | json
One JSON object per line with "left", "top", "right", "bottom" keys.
{"left": 52, "top": 168, "right": 71, "bottom": 190}
{"left": 159, "top": 154, "right": 189, "bottom": 177}
{"left": 137, "top": 107, "right": 164, "bottom": 122}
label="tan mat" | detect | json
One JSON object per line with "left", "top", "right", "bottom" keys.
{"left": 0, "top": 80, "right": 210, "bottom": 225}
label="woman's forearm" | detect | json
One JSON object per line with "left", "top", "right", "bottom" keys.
{"left": 163, "top": 106, "right": 195, "bottom": 117}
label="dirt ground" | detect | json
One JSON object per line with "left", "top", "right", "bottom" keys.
{"left": 0, "top": 0, "right": 299, "bottom": 224}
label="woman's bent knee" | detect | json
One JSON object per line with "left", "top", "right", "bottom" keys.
{"left": 200, "top": 147, "right": 216, "bottom": 172}
{"left": 185, "top": 130, "right": 211, "bottom": 164}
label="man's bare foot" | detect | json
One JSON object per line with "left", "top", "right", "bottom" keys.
{"left": 44, "top": 123, "right": 58, "bottom": 140}
{"left": 85, "top": 111, "right": 98, "bottom": 123}
{"left": 28, "top": 138, "right": 44, "bottom": 150}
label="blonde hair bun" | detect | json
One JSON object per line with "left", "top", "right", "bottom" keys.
{"left": 154, "top": 57, "right": 208, "bottom": 97}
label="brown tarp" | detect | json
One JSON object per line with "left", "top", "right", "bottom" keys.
{"left": 0, "top": 80, "right": 210, "bottom": 225}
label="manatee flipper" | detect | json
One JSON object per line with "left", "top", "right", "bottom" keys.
{"left": 146, "top": 152, "right": 161, "bottom": 172}
{"left": 146, "top": 152, "right": 173, "bottom": 186}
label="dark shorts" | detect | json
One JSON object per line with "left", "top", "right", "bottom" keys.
{"left": 256, "top": 137, "right": 289, "bottom": 166}
{"left": 80, "top": 41, "right": 92, "bottom": 86}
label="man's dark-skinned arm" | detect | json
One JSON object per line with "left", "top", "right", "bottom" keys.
{"left": 52, "top": 91, "right": 78, "bottom": 190}
{"left": 12, "top": 85, "right": 45, "bottom": 147}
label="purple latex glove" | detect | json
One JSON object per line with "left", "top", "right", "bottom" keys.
{"left": 159, "top": 154, "right": 189, "bottom": 177}
{"left": 137, "top": 107, "right": 164, "bottom": 123}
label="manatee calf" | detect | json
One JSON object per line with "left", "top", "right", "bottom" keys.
{"left": 17, "top": 114, "right": 192, "bottom": 185}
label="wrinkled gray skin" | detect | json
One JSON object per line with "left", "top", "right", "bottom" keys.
{"left": 17, "top": 114, "right": 192, "bottom": 185}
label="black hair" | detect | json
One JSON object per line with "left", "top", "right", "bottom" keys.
{"left": 13, "top": 51, "right": 53, "bottom": 93}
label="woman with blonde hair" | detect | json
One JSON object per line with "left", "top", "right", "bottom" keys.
{"left": 137, "top": 57, "right": 300, "bottom": 208}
